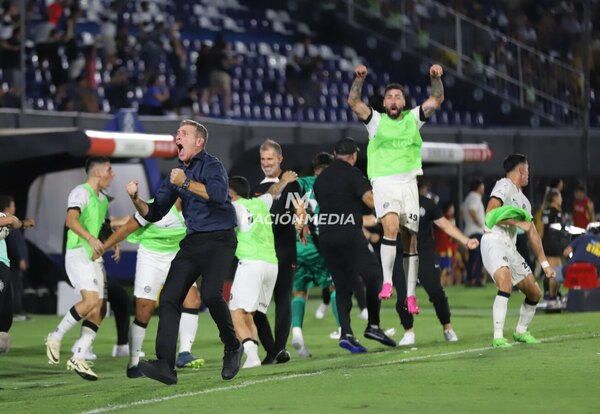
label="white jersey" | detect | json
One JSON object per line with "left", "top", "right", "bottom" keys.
{"left": 487, "top": 178, "right": 531, "bottom": 244}
{"left": 67, "top": 184, "right": 109, "bottom": 211}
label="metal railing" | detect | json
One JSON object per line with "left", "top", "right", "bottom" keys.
{"left": 345, "top": 0, "right": 585, "bottom": 126}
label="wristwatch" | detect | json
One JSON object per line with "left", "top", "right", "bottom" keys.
{"left": 182, "top": 177, "right": 191, "bottom": 190}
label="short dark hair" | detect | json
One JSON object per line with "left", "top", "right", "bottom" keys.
{"left": 384, "top": 83, "right": 405, "bottom": 97}
{"left": 0, "top": 194, "right": 14, "bottom": 211}
{"left": 229, "top": 176, "right": 250, "bottom": 199}
{"left": 574, "top": 182, "right": 585, "bottom": 192}
{"left": 503, "top": 153, "right": 527, "bottom": 174}
{"left": 312, "top": 152, "right": 333, "bottom": 172}
{"left": 469, "top": 178, "right": 484, "bottom": 192}
{"left": 85, "top": 156, "right": 110, "bottom": 175}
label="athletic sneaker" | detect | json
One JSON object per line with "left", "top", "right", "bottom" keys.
{"left": 176, "top": 351, "right": 205, "bottom": 368}
{"left": 339, "top": 334, "right": 368, "bottom": 354}
{"left": 406, "top": 295, "right": 420, "bottom": 314}
{"left": 378, "top": 282, "right": 393, "bottom": 300}
{"left": 443, "top": 329, "right": 459, "bottom": 342}
{"left": 126, "top": 365, "right": 145, "bottom": 379}
{"left": 222, "top": 343, "right": 244, "bottom": 380}
{"left": 0, "top": 332, "right": 11, "bottom": 353}
{"left": 491, "top": 337, "right": 512, "bottom": 348}
{"left": 67, "top": 358, "right": 98, "bottom": 381}
{"left": 45, "top": 334, "right": 61, "bottom": 364}
{"left": 364, "top": 326, "right": 397, "bottom": 347}
{"left": 315, "top": 302, "right": 328, "bottom": 320}
{"left": 275, "top": 349, "right": 291, "bottom": 364}
{"left": 398, "top": 331, "right": 416, "bottom": 346}
{"left": 71, "top": 343, "right": 97, "bottom": 361}
{"left": 139, "top": 359, "right": 177, "bottom": 385}
{"left": 329, "top": 327, "right": 341, "bottom": 340}
{"left": 513, "top": 331, "right": 540, "bottom": 344}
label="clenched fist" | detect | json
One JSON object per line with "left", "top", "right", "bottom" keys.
{"left": 429, "top": 64, "right": 443, "bottom": 78}
{"left": 355, "top": 64, "right": 368, "bottom": 79}
{"left": 126, "top": 180, "right": 139, "bottom": 200}
{"left": 170, "top": 168, "right": 186, "bottom": 187}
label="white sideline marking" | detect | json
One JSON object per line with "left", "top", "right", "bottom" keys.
{"left": 360, "top": 332, "right": 598, "bottom": 369}
{"left": 81, "top": 332, "right": 598, "bottom": 414}
{"left": 80, "top": 372, "right": 323, "bottom": 414}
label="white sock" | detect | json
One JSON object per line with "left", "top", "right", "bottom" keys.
{"left": 51, "top": 307, "right": 81, "bottom": 341}
{"left": 73, "top": 323, "right": 98, "bottom": 359}
{"left": 515, "top": 301, "right": 537, "bottom": 334}
{"left": 380, "top": 238, "right": 397, "bottom": 285}
{"left": 406, "top": 254, "right": 419, "bottom": 297}
{"left": 129, "top": 320, "right": 147, "bottom": 367}
{"left": 243, "top": 340, "right": 259, "bottom": 360}
{"left": 292, "top": 327, "right": 303, "bottom": 343}
{"left": 178, "top": 311, "right": 198, "bottom": 354}
{"left": 493, "top": 294, "right": 510, "bottom": 339}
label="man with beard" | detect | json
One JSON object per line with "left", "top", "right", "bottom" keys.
{"left": 347, "top": 64, "right": 445, "bottom": 314}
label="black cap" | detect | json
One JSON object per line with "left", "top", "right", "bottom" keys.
{"left": 334, "top": 137, "right": 360, "bottom": 155}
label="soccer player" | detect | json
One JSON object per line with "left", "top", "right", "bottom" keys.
{"left": 228, "top": 171, "right": 297, "bottom": 368}
{"left": 100, "top": 198, "right": 204, "bottom": 378}
{"left": 45, "top": 156, "right": 114, "bottom": 380}
{"left": 347, "top": 63, "right": 445, "bottom": 313}
{"left": 291, "top": 152, "right": 340, "bottom": 357}
{"left": 481, "top": 154, "right": 556, "bottom": 348}
{"left": 395, "top": 182, "right": 479, "bottom": 346}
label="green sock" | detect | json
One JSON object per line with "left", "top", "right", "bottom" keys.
{"left": 330, "top": 291, "right": 340, "bottom": 327}
{"left": 292, "top": 296, "right": 306, "bottom": 328}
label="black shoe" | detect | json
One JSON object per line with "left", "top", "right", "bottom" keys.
{"left": 364, "top": 326, "right": 397, "bottom": 347}
{"left": 126, "top": 365, "right": 145, "bottom": 379}
{"left": 222, "top": 343, "right": 243, "bottom": 380}
{"left": 138, "top": 359, "right": 177, "bottom": 385}
{"left": 274, "top": 349, "right": 291, "bottom": 364}
{"left": 339, "top": 334, "right": 368, "bottom": 354}
{"left": 261, "top": 353, "right": 276, "bottom": 365}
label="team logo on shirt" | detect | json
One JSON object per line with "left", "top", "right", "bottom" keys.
{"left": 144, "top": 286, "right": 151, "bottom": 293}
{"left": 93, "top": 278, "right": 98, "bottom": 286}
{"left": 383, "top": 202, "right": 390, "bottom": 209}
{"left": 420, "top": 207, "right": 426, "bottom": 217}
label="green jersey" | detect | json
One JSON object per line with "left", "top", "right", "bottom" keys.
{"left": 127, "top": 203, "right": 186, "bottom": 253}
{"left": 233, "top": 195, "right": 278, "bottom": 264}
{"left": 65, "top": 183, "right": 109, "bottom": 259}
{"left": 365, "top": 107, "right": 425, "bottom": 180}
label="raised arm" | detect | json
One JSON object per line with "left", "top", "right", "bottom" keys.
{"left": 266, "top": 171, "right": 298, "bottom": 199}
{"left": 347, "top": 65, "right": 372, "bottom": 121}
{"left": 421, "top": 64, "right": 444, "bottom": 118}
{"left": 434, "top": 216, "right": 479, "bottom": 250}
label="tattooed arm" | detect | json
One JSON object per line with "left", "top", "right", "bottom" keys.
{"left": 347, "top": 64, "right": 372, "bottom": 121}
{"left": 421, "top": 64, "right": 444, "bottom": 118}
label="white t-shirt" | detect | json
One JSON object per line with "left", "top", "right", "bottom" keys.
{"left": 487, "top": 178, "right": 531, "bottom": 243}
{"left": 67, "top": 185, "right": 108, "bottom": 211}
{"left": 462, "top": 191, "right": 485, "bottom": 236}
{"left": 233, "top": 194, "right": 273, "bottom": 232}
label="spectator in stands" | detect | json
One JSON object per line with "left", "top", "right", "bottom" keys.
{"left": 0, "top": 83, "right": 20, "bottom": 108}
{"left": 0, "top": 18, "right": 20, "bottom": 87}
{"left": 176, "top": 86, "right": 200, "bottom": 117}
{"left": 462, "top": 178, "right": 486, "bottom": 287}
{"left": 286, "top": 35, "right": 322, "bottom": 106}
{"left": 195, "top": 42, "right": 212, "bottom": 113}
{"left": 104, "top": 66, "right": 131, "bottom": 112}
{"left": 208, "top": 33, "right": 238, "bottom": 116}
{"left": 99, "top": 1, "right": 119, "bottom": 66}
{"left": 572, "top": 184, "right": 595, "bottom": 230}
{"left": 139, "top": 75, "right": 170, "bottom": 116}
{"left": 65, "top": 75, "right": 99, "bottom": 113}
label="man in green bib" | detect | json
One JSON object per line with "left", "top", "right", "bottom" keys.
{"left": 228, "top": 171, "right": 298, "bottom": 368}
{"left": 45, "top": 156, "right": 115, "bottom": 381}
{"left": 347, "top": 63, "right": 445, "bottom": 314}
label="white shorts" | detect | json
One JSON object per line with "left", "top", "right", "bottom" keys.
{"left": 65, "top": 247, "right": 107, "bottom": 298}
{"left": 481, "top": 233, "right": 532, "bottom": 286}
{"left": 229, "top": 259, "right": 278, "bottom": 314}
{"left": 134, "top": 246, "right": 177, "bottom": 301}
{"left": 372, "top": 178, "right": 419, "bottom": 233}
